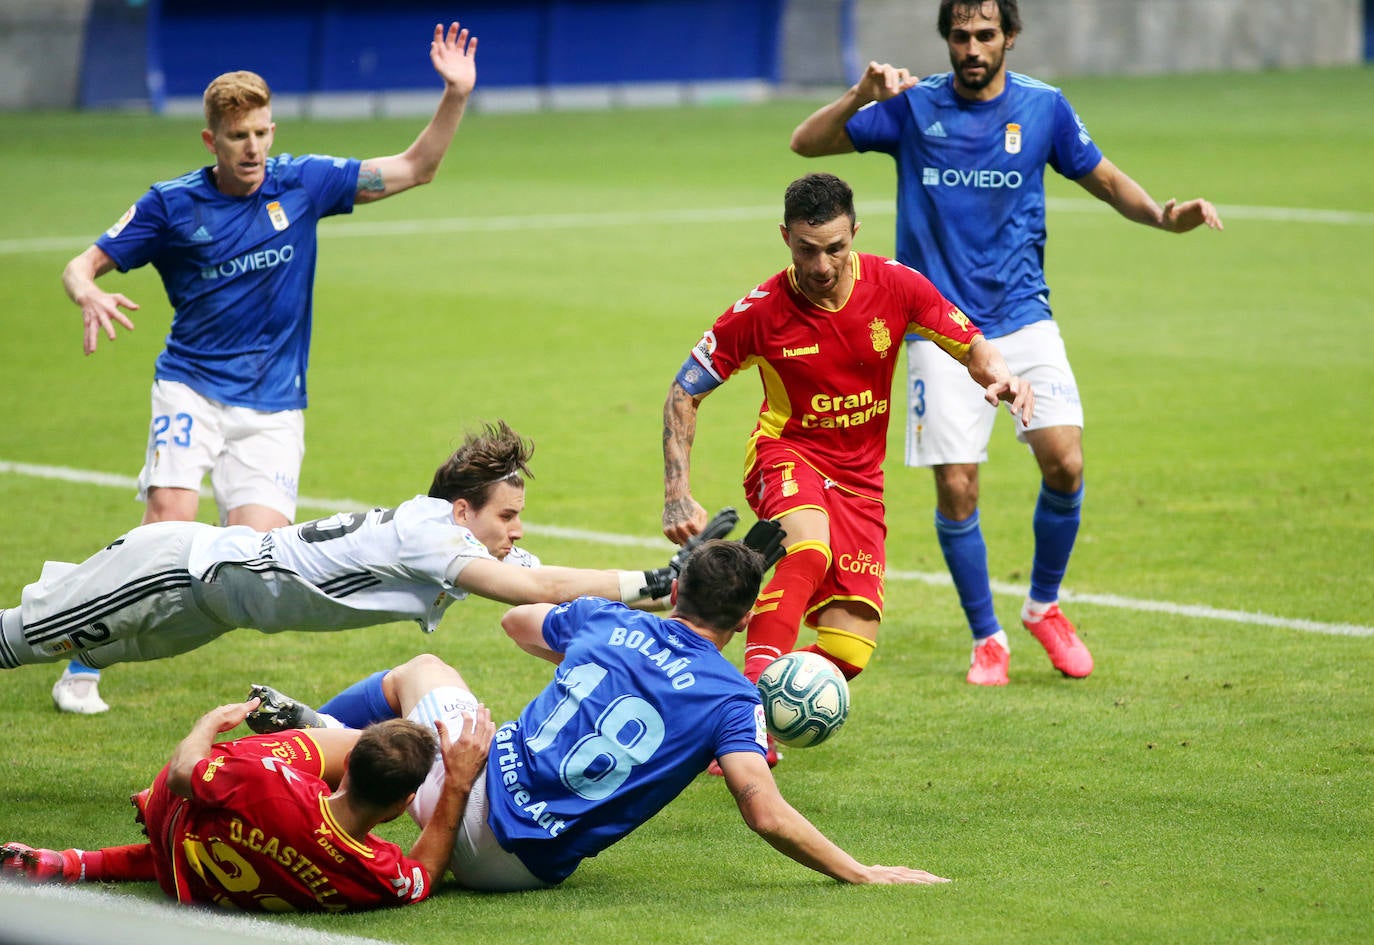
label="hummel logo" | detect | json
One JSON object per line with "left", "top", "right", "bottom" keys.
{"left": 923, "top": 121, "right": 947, "bottom": 138}
{"left": 732, "top": 287, "right": 770, "bottom": 313}
{"left": 191, "top": 225, "right": 212, "bottom": 242}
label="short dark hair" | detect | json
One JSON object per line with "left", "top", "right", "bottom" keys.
{"left": 938, "top": 0, "right": 1022, "bottom": 38}
{"left": 345, "top": 719, "right": 437, "bottom": 809}
{"left": 783, "top": 173, "right": 856, "bottom": 230}
{"left": 673, "top": 540, "right": 766, "bottom": 633}
{"left": 428, "top": 420, "right": 534, "bottom": 507}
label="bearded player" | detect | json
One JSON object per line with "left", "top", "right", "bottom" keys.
{"left": 661, "top": 173, "right": 1033, "bottom": 765}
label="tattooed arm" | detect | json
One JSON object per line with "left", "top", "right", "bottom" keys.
{"left": 662, "top": 379, "right": 711, "bottom": 544}
{"left": 354, "top": 22, "right": 478, "bottom": 204}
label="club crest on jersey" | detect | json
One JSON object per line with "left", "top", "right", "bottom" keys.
{"left": 868, "top": 318, "right": 893, "bottom": 358}
{"left": 1004, "top": 123, "right": 1022, "bottom": 154}
{"left": 106, "top": 204, "right": 136, "bottom": 239}
{"left": 266, "top": 200, "right": 290, "bottom": 231}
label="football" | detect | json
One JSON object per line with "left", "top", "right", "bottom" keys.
{"left": 756, "top": 651, "right": 850, "bottom": 748}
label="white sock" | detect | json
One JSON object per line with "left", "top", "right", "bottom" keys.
{"left": 974, "top": 630, "right": 1010, "bottom": 652}
{"left": 1022, "top": 599, "right": 1054, "bottom": 622}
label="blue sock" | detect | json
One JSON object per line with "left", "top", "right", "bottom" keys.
{"left": 1029, "top": 482, "right": 1084, "bottom": 604}
{"left": 935, "top": 509, "right": 1001, "bottom": 641}
{"left": 67, "top": 659, "right": 100, "bottom": 676}
{"left": 319, "top": 671, "right": 394, "bottom": 728}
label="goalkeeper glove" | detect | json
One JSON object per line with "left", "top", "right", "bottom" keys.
{"left": 620, "top": 508, "right": 741, "bottom": 604}
{"left": 741, "top": 518, "right": 786, "bottom": 569}
{"left": 668, "top": 507, "right": 740, "bottom": 576}
{"left": 619, "top": 567, "right": 674, "bottom": 603}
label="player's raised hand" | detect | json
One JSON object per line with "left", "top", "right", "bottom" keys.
{"left": 436, "top": 704, "right": 495, "bottom": 787}
{"left": 1161, "top": 197, "right": 1224, "bottom": 233}
{"left": 200, "top": 697, "right": 262, "bottom": 736}
{"left": 81, "top": 289, "right": 138, "bottom": 355}
{"left": 663, "top": 495, "right": 709, "bottom": 546}
{"left": 857, "top": 864, "right": 951, "bottom": 885}
{"left": 857, "top": 61, "right": 918, "bottom": 103}
{"left": 430, "top": 22, "right": 477, "bottom": 96}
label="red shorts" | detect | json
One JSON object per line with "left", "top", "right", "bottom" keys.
{"left": 141, "top": 764, "right": 194, "bottom": 902}
{"left": 744, "top": 440, "right": 887, "bottom": 622}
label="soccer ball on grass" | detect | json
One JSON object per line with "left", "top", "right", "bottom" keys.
{"left": 756, "top": 651, "right": 850, "bottom": 748}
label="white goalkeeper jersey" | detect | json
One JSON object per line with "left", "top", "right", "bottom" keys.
{"left": 186, "top": 496, "right": 493, "bottom": 634}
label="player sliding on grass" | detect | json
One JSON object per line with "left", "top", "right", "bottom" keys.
{"left": 1, "top": 697, "right": 495, "bottom": 912}
{"left": 662, "top": 172, "right": 1033, "bottom": 765}
{"left": 0, "top": 421, "right": 685, "bottom": 673}
{"left": 242, "top": 540, "right": 945, "bottom": 889}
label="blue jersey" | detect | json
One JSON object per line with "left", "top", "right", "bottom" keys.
{"left": 845, "top": 72, "right": 1102, "bottom": 338}
{"left": 485, "top": 597, "right": 768, "bottom": 884}
{"left": 96, "top": 153, "right": 361, "bottom": 411}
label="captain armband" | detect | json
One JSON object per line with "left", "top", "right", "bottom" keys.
{"left": 674, "top": 354, "right": 724, "bottom": 398}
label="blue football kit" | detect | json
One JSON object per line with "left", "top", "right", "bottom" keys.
{"left": 485, "top": 597, "right": 768, "bottom": 884}
{"left": 845, "top": 71, "right": 1102, "bottom": 338}
{"left": 96, "top": 154, "right": 361, "bottom": 411}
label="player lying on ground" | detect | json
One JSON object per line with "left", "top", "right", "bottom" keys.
{"left": 0, "top": 421, "right": 682, "bottom": 673}
{"left": 240, "top": 540, "right": 949, "bottom": 889}
{"left": 0, "top": 695, "right": 495, "bottom": 912}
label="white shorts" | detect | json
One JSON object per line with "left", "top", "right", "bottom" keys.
{"left": 903, "top": 320, "right": 1083, "bottom": 467}
{"left": 138, "top": 380, "right": 304, "bottom": 522}
{"left": 0, "top": 521, "right": 232, "bottom": 669}
{"left": 406, "top": 687, "right": 550, "bottom": 892}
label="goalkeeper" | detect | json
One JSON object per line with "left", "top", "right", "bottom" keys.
{"left": 0, "top": 421, "right": 676, "bottom": 673}
{"left": 219, "top": 540, "right": 944, "bottom": 889}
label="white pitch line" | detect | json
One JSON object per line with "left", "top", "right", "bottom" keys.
{"left": 2, "top": 458, "right": 1368, "bottom": 638}
{"left": 1, "top": 198, "right": 1370, "bottom": 256}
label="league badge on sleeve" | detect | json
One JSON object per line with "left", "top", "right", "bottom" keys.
{"left": 267, "top": 201, "right": 290, "bottom": 231}
{"left": 105, "top": 205, "right": 136, "bottom": 239}
{"left": 1004, "top": 123, "right": 1022, "bottom": 155}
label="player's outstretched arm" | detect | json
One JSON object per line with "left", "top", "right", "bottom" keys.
{"left": 62, "top": 245, "right": 139, "bottom": 355}
{"left": 355, "top": 23, "right": 477, "bottom": 204}
{"left": 408, "top": 707, "right": 495, "bottom": 881}
{"left": 1075, "top": 157, "right": 1224, "bottom": 233}
{"left": 166, "top": 698, "right": 261, "bottom": 798}
{"left": 718, "top": 752, "right": 950, "bottom": 886}
{"left": 455, "top": 558, "right": 670, "bottom": 609}
{"left": 662, "top": 380, "right": 710, "bottom": 544}
{"left": 791, "top": 61, "right": 916, "bottom": 156}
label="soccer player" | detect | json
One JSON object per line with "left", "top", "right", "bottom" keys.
{"left": 52, "top": 23, "right": 480, "bottom": 713}
{"left": 789, "top": 0, "right": 1223, "bottom": 685}
{"left": 0, "top": 422, "right": 676, "bottom": 672}
{"left": 245, "top": 540, "right": 949, "bottom": 889}
{"left": 661, "top": 172, "right": 1033, "bottom": 761}
{"left": 0, "top": 696, "right": 496, "bottom": 912}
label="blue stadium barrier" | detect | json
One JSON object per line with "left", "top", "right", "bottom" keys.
{"left": 1366, "top": 0, "right": 1373, "bottom": 59}
{"left": 81, "top": 0, "right": 784, "bottom": 109}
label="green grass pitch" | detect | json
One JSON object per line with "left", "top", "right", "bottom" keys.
{"left": 0, "top": 66, "right": 1370, "bottom": 944}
